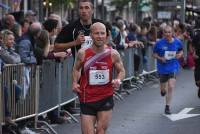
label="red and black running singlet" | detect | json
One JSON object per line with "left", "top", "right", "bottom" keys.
{"left": 79, "top": 47, "right": 113, "bottom": 103}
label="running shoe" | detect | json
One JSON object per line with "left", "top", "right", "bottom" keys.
{"left": 160, "top": 90, "right": 166, "bottom": 97}
{"left": 165, "top": 105, "right": 171, "bottom": 115}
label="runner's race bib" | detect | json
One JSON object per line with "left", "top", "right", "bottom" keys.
{"left": 89, "top": 69, "right": 109, "bottom": 85}
{"left": 164, "top": 51, "right": 176, "bottom": 60}
{"left": 81, "top": 36, "right": 93, "bottom": 48}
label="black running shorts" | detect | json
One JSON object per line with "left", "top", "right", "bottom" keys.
{"left": 80, "top": 96, "right": 114, "bottom": 116}
{"left": 159, "top": 73, "right": 176, "bottom": 83}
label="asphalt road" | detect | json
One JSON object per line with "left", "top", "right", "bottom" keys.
{"left": 53, "top": 69, "right": 200, "bottom": 134}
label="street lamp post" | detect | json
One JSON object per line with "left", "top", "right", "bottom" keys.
{"left": 102, "top": 0, "right": 104, "bottom": 20}
{"left": 43, "top": 0, "right": 52, "bottom": 19}
{"left": 181, "top": 0, "right": 186, "bottom": 23}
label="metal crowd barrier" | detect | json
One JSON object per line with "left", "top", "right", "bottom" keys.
{"left": 135, "top": 48, "right": 144, "bottom": 75}
{"left": 39, "top": 57, "right": 78, "bottom": 122}
{"left": 1, "top": 64, "right": 37, "bottom": 123}
{"left": 118, "top": 48, "right": 135, "bottom": 79}
{"left": 118, "top": 48, "right": 143, "bottom": 94}
{"left": 117, "top": 46, "right": 158, "bottom": 92}
{"left": 139, "top": 45, "right": 157, "bottom": 81}
{"left": 0, "top": 64, "right": 57, "bottom": 133}
{"left": 144, "top": 45, "right": 156, "bottom": 73}
{"left": 134, "top": 46, "right": 157, "bottom": 76}
{"left": 0, "top": 46, "right": 159, "bottom": 133}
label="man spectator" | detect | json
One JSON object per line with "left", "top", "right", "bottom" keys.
{"left": 54, "top": 0, "right": 103, "bottom": 59}
{"left": 16, "top": 22, "right": 40, "bottom": 64}
{"left": 192, "top": 19, "right": 200, "bottom": 98}
{"left": 1, "top": 14, "right": 21, "bottom": 41}
{"left": 15, "top": 22, "right": 39, "bottom": 99}
{"left": 24, "top": 10, "right": 37, "bottom": 24}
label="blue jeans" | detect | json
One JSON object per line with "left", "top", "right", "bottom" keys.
{"left": 4, "top": 86, "right": 10, "bottom": 117}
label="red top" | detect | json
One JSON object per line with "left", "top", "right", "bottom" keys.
{"left": 79, "top": 47, "right": 113, "bottom": 103}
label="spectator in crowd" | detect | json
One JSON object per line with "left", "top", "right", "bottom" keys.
{"left": 187, "top": 39, "right": 195, "bottom": 69}
{"left": 192, "top": 19, "right": 200, "bottom": 98}
{"left": 19, "top": 19, "right": 30, "bottom": 35}
{"left": 127, "top": 22, "right": 143, "bottom": 74}
{"left": 48, "top": 13, "right": 63, "bottom": 33}
{"left": 174, "top": 23, "right": 185, "bottom": 41}
{"left": 43, "top": 19, "right": 58, "bottom": 49}
{"left": 1, "top": 14, "right": 21, "bottom": 41}
{"left": 43, "top": 19, "right": 67, "bottom": 61}
{"left": 16, "top": 22, "right": 40, "bottom": 64}
{"left": 147, "top": 26, "right": 157, "bottom": 46}
{"left": 153, "top": 25, "right": 183, "bottom": 114}
{"left": 34, "top": 29, "right": 50, "bottom": 65}
{"left": 157, "top": 22, "right": 167, "bottom": 39}
{"left": 0, "top": 30, "right": 21, "bottom": 126}
{"left": 0, "top": 30, "right": 21, "bottom": 64}
{"left": 72, "top": 22, "right": 125, "bottom": 134}
{"left": 137, "top": 22, "right": 148, "bottom": 46}
{"left": 114, "top": 19, "right": 143, "bottom": 50}
{"left": 127, "top": 22, "right": 138, "bottom": 42}
{"left": 113, "top": 19, "right": 129, "bottom": 50}
{"left": 137, "top": 22, "right": 149, "bottom": 70}
{"left": 174, "top": 23, "right": 188, "bottom": 68}
{"left": 24, "top": 10, "right": 37, "bottom": 24}
{"left": 16, "top": 22, "right": 39, "bottom": 99}
{"left": 54, "top": 0, "right": 103, "bottom": 59}
{"left": 0, "top": 30, "right": 3, "bottom": 46}
{"left": 104, "top": 21, "right": 116, "bottom": 49}
{"left": 42, "top": 19, "right": 68, "bottom": 124}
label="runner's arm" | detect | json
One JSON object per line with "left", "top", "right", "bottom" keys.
{"left": 72, "top": 49, "right": 84, "bottom": 93}
{"left": 111, "top": 49, "right": 125, "bottom": 81}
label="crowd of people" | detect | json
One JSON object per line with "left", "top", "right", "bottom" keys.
{"left": 0, "top": 0, "right": 200, "bottom": 133}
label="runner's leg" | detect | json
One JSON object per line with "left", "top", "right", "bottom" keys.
{"left": 81, "top": 114, "right": 96, "bottom": 134}
{"left": 96, "top": 110, "right": 112, "bottom": 134}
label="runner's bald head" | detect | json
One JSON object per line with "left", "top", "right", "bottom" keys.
{"left": 90, "top": 22, "right": 106, "bottom": 33}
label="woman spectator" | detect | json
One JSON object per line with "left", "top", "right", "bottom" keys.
{"left": 42, "top": 19, "right": 68, "bottom": 124}
{"left": 0, "top": 29, "right": 21, "bottom": 126}
{"left": 43, "top": 19, "right": 68, "bottom": 61}
{"left": 0, "top": 30, "right": 21, "bottom": 64}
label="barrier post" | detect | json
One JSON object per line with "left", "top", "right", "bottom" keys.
{"left": 0, "top": 73, "right": 2, "bottom": 134}
{"left": 60, "top": 58, "right": 79, "bottom": 123}
{"left": 34, "top": 66, "right": 40, "bottom": 129}
{"left": 57, "top": 62, "right": 62, "bottom": 117}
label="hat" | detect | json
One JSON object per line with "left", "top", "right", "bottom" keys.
{"left": 25, "top": 10, "right": 36, "bottom": 16}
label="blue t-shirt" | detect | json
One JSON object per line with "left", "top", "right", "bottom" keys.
{"left": 153, "top": 38, "right": 183, "bottom": 74}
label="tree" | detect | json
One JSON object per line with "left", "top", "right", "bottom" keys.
{"left": 110, "top": 0, "right": 133, "bottom": 11}
{"left": 49, "top": 0, "right": 76, "bottom": 9}
{"left": 48, "top": 0, "right": 76, "bottom": 21}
